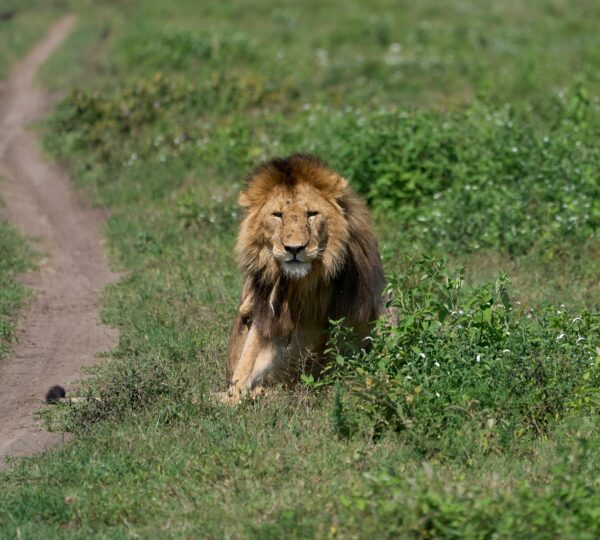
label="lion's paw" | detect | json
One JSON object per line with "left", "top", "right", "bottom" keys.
{"left": 213, "top": 385, "right": 267, "bottom": 406}
{"left": 213, "top": 390, "right": 241, "bottom": 405}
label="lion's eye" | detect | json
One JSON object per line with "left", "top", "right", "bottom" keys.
{"left": 307, "top": 211, "right": 319, "bottom": 218}
{"left": 272, "top": 212, "right": 283, "bottom": 218}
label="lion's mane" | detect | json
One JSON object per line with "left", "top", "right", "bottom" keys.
{"left": 234, "top": 154, "right": 385, "bottom": 344}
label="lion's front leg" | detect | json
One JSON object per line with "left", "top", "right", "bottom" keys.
{"left": 227, "top": 325, "right": 261, "bottom": 401}
{"left": 225, "top": 325, "right": 287, "bottom": 404}
{"left": 226, "top": 278, "right": 254, "bottom": 383}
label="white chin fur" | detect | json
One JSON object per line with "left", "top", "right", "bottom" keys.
{"left": 282, "top": 261, "right": 312, "bottom": 279}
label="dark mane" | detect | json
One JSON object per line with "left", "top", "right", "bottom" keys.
{"left": 245, "top": 153, "right": 332, "bottom": 190}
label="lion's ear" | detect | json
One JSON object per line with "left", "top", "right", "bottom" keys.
{"left": 238, "top": 191, "right": 252, "bottom": 208}
{"left": 331, "top": 174, "right": 349, "bottom": 197}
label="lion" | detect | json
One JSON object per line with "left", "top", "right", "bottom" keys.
{"left": 224, "top": 154, "right": 385, "bottom": 402}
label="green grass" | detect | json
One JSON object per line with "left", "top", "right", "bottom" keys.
{"left": 0, "top": 0, "right": 73, "bottom": 79}
{"left": 1, "top": 0, "right": 600, "bottom": 537}
{"left": 0, "top": 219, "right": 33, "bottom": 358}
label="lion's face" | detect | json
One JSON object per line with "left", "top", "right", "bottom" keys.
{"left": 236, "top": 155, "right": 352, "bottom": 284}
{"left": 259, "top": 183, "right": 336, "bottom": 279}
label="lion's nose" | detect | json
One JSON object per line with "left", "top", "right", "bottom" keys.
{"left": 284, "top": 244, "right": 307, "bottom": 255}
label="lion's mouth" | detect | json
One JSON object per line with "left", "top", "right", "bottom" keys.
{"left": 284, "top": 253, "right": 310, "bottom": 264}
{"left": 282, "top": 260, "right": 312, "bottom": 279}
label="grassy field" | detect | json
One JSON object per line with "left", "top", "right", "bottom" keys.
{"left": 1, "top": 0, "right": 600, "bottom": 538}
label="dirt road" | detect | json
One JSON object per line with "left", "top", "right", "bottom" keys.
{"left": 0, "top": 16, "right": 118, "bottom": 467}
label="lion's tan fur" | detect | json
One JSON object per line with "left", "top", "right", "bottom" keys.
{"left": 226, "top": 154, "right": 385, "bottom": 399}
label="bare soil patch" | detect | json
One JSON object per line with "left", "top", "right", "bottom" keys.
{"left": 0, "top": 16, "right": 118, "bottom": 467}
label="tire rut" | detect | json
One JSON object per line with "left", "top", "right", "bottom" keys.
{"left": 0, "top": 16, "right": 118, "bottom": 467}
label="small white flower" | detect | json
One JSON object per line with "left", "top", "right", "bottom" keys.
{"left": 315, "top": 48, "right": 329, "bottom": 66}
{"left": 434, "top": 361, "right": 440, "bottom": 367}
{"left": 419, "top": 352, "right": 426, "bottom": 359}
{"left": 476, "top": 354, "right": 482, "bottom": 363}
{"left": 383, "top": 42, "right": 404, "bottom": 65}
{"left": 502, "top": 349, "right": 511, "bottom": 354}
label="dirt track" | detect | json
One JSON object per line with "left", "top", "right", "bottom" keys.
{"left": 0, "top": 16, "right": 117, "bottom": 467}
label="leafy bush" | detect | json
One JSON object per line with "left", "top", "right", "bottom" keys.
{"left": 313, "top": 99, "right": 600, "bottom": 255}
{"left": 323, "top": 256, "right": 600, "bottom": 458}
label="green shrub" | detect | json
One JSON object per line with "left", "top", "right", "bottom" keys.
{"left": 322, "top": 256, "right": 600, "bottom": 458}
{"left": 314, "top": 100, "right": 600, "bottom": 255}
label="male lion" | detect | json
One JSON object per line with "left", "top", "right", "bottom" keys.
{"left": 225, "top": 154, "right": 385, "bottom": 402}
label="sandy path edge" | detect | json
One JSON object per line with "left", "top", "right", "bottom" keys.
{"left": 0, "top": 16, "right": 118, "bottom": 467}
